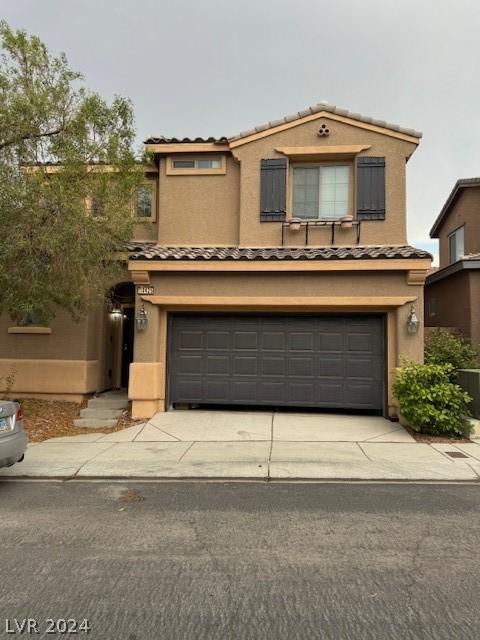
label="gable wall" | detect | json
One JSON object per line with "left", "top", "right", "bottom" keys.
{"left": 438, "top": 187, "right": 480, "bottom": 267}
{"left": 232, "top": 117, "right": 416, "bottom": 247}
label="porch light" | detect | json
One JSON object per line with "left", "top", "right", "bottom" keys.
{"left": 406, "top": 305, "right": 419, "bottom": 334}
{"left": 108, "top": 304, "right": 122, "bottom": 318}
{"left": 135, "top": 304, "right": 148, "bottom": 331}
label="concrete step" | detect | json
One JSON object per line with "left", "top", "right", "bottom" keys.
{"left": 101, "top": 390, "right": 128, "bottom": 398}
{"left": 73, "top": 418, "right": 119, "bottom": 429}
{"left": 88, "top": 397, "right": 129, "bottom": 410}
{"left": 80, "top": 408, "right": 123, "bottom": 420}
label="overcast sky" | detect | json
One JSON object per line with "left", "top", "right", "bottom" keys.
{"left": 4, "top": 0, "right": 480, "bottom": 262}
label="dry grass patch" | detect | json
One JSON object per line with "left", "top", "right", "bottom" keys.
{"left": 19, "top": 398, "right": 143, "bottom": 443}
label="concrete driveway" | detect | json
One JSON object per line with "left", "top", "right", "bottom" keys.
{"left": 1, "top": 410, "right": 480, "bottom": 481}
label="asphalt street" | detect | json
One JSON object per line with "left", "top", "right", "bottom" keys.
{"left": 0, "top": 481, "right": 479, "bottom": 640}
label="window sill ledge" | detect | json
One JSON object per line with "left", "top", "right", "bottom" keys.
{"left": 8, "top": 326, "right": 52, "bottom": 335}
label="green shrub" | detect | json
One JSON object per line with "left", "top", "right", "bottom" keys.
{"left": 393, "top": 362, "right": 472, "bottom": 437}
{"left": 425, "top": 328, "right": 479, "bottom": 371}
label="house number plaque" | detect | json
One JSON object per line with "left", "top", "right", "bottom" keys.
{"left": 137, "top": 285, "right": 154, "bottom": 295}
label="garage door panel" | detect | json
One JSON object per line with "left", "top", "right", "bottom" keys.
{"left": 231, "top": 381, "right": 257, "bottom": 402}
{"left": 344, "top": 357, "right": 381, "bottom": 378}
{"left": 259, "top": 381, "right": 286, "bottom": 402}
{"left": 316, "top": 381, "right": 345, "bottom": 404}
{"left": 318, "top": 357, "right": 343, "bottom": 377}
{"left": 206, "top": 331, "right": 230, "bottom": 350}
{"left": 169, "top": 314, "right": 384, "bottom": 411}
{"left": 262, "top": 332, "right": 285, "bottom": 351}
{"left": 234, "top": 332, "right": 258, "bottom": 350}
{"left": 289, "top": 332, "right": 314, "bottom": 351}
{"left": 177, "top": 355, "right": 203, "bottom": 375}
{"left": 287, "top": 357, "right": 314, "bottom": 377}
{"left": 345, "top": 383, "right": 381, "bottom": 407}
{"left": 233, "top": 356, "right": 258, "bottom": 376}
{"left": 179, "top": 331, "right": 203, "bottom": 350}
{"left": 205, "top": 380, "right": 230, "bottom": 400}
{"left": 206, "top": 355, "right": 229, "bottom": 375}
{"left": 262, "top": 357, "right": 285, "bottom": 376}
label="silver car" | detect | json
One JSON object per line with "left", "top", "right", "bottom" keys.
{"left": 0, "top": 401, "right": 27, "bottom": 468}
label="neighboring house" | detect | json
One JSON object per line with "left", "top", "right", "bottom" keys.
{"left": 425, "top": 178, "right": 480, "bottom": 343}
{"left": 0, "top": 101, "right": 431, "bottom": 419}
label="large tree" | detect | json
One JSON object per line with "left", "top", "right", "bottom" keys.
{"left": 0, "top": 21, "right": 142, "bottom": 324}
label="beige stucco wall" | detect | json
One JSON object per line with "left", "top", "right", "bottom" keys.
{"left": 151, "top": 117, "right": 416, "bottom": 249}
{"left": 129, "top": 269, "right": 424, "bottom": 418}
{"left": 0, "top": 297, "right": 123, "bottom": 398}
{"left": 425, "top": 271, "right": 471, "bottom": 338}
{"left": 0, "top": 310, "right": 91, "bottom": 360}
{"left": 438, "top": 187, "right": 480, "bottom": 267}
{"left": 157, "top": 155, "right": 240, "bottom": 246}
{"left": 232, "top": 117, "right": 416, "bottom": 247}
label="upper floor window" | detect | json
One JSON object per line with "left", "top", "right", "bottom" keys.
{"left": 448, "top": 225, "right": 464, "bottom": 263}
{"left": 172, "top": 158, "right": 221, "bottom": 169}
{"left": 136, "top": 185, "right": 153, "bottom": 218}
{"left": 167, "top": 155, "right": 226, "bottom": 175}
{"left": 292, "top": 164, "right": 349, "bottom": 219}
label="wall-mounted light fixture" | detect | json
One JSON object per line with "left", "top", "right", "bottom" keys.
{"left": 406, "top": 305, "right": 420, "bottom": 334}
{"left": 135, "top": 304, "right": 148, "bottom": 331}
{"left": 108, "top": 304, "right": 122, "bottom": 319}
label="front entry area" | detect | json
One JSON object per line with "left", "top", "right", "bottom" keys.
{"left": 168, "top": 314, "right": 385, "bottom": 413}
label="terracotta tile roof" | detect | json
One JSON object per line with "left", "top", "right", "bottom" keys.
{"left": 144, "top": 136, "right": 229, "bottom": 145}
{"left": 127, "top": 244, "right": 432, "bottom": 261}
{"left": 430, "top": 177, "right": 480, "bottom": 237}
{"left": 144, "top": 101, "right": 422, "bottom": 147}
{"left": 230, "top": 101, "right": 422, "bottom": 142}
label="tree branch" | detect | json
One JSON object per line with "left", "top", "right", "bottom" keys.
{"left": 0, "top": 126, "right": 63, "bottom": 151}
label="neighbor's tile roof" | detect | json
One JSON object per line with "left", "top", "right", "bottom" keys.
{"left": 144, "top": 101, "right": 422, "bottom": 146}
{"left": 127, "top": 244, "right": 432, "bottom": 261}
{"left": 430, "top": 177, "right": 480, "bottom": 237}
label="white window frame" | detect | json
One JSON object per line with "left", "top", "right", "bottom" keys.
{"left": 291, "top": 163, "right": 351, "bottom": 220}
{"left": 448, "top": 225, "right": 465, "bottom": 263}
{"left": 166, "top": 155, "right": 226, "bottom": 176}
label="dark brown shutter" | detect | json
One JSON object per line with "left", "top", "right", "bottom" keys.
{"left": 356, "top": 157, "right": 385, "bottom": 220}
{"left": 260, "top": 158, "right": 287, "bottom": 222}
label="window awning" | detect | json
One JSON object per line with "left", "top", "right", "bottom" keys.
{"left": 275, "top": 144, "right": 371, "bottom": 161}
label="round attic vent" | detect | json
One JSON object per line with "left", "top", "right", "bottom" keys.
{"left": 318, "top": 123, "right": 330, "bottom": 137}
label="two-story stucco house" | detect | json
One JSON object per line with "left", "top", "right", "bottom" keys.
{"left": 425, "top": 178, "right": 480, "bottom": 342}
{"left": 0, "top": 102, "right": 431, "bottom": 419}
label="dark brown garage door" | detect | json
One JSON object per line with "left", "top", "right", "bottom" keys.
{"left": 168, "top": 314, "right": 385, "bottom": 412}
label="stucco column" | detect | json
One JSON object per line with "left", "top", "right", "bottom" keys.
{"left": 128, "top": 295, "right": 167, "bottom": 419}
{"left": 389, "top": 294, "right": 424, "bottom": 416}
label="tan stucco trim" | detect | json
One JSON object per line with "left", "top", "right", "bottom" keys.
{"left": 130, "top": 269, "right": 150, "bottom": 285}
{"left": 140, "top": 295, "right": 417, "bottom": 308}
{"left": 7, "top": 326, "right": 52, "bottom": 334}
{"left": 229, "top": 111, "right": 421, "bottom": 148}
{"left": 407, "top": 269, "right": 429, "bottom": 286}
{"left": 165, "top": 155, "right": 227, "bottom": 176}
{"left": 128, "top": 362, "right": 165, "bottom": 400}
{"left": 145, "top": 143, "right": 230, "bottom": 154}
{"left": 129, "top": 259, "right": 431, "bottom": 274}
{"left": 0, "top": 359, "right": 99, "bottom": 394}
{"left": 276, "top": 144, "right": 371, "bottom": 158}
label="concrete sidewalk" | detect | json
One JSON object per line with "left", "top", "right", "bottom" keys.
{"left": 1, "top": 410, "right": 480, "bottom": 481}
